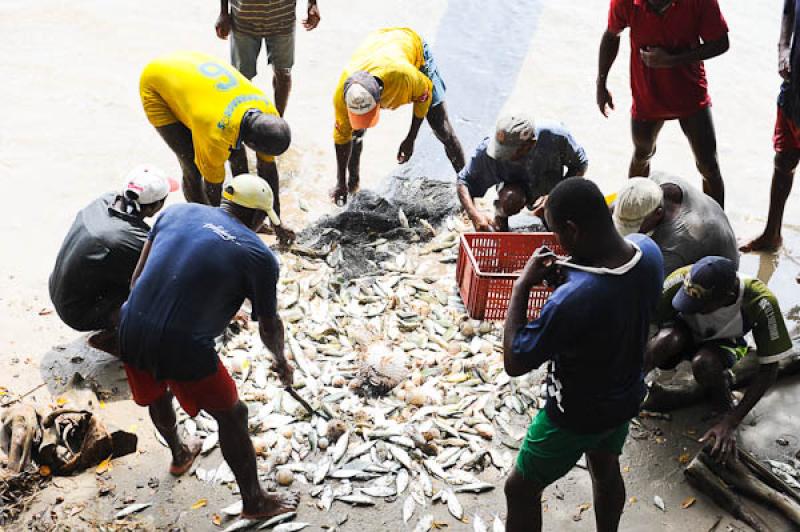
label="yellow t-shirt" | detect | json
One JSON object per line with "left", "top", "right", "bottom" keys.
{"left": 140, "top": 51, "right": 279, "bottom": 184}
{"left": 333, "top": 28, "right": 433, "bottom": 145}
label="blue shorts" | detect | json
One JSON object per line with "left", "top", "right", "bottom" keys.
{"left": 420, "top": 40, "right": 446, "bottom": 108}
{"left": 230, "top": 30, "right": 295, "bottom": 79}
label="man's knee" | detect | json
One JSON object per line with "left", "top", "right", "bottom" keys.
{"left": 691, "top": 349, "right": 724, "bottom": 381}
{"left": 504, "top": 469, "right": 542, "bottom": 502}
{"left": 647, "top": 327, "right": 688, "bottom": 370}
{"left": 208, "top": 399, "right": 248, "bottom": 426}
{"left": 273, "top": 68, "right": 292, "bottom": 83}
{"left": 497, "top": 183, "right": 527, "bottom": 217}
{"left": 586, "top": 452, "right": 621, "bottom": 484}
{"left": 695, "top": 154, "right": 721, "bottom": 178}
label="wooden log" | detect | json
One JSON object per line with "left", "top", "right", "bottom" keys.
{"left": 684, "top": 455, "right": 770, "bottom": 532}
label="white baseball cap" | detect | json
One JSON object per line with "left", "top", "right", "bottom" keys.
{"left": 122, "top": 165, "right": 178, "bottom": 205}
{"left": 223, "top": 174, "right": 281, "bottom": 227}
{"left": 488, "top": 113, "right": 537, "bottom": 161}
{"left": 344, "top": 71, "right": 381, "bottom": 129}
{"left": 612, "top": 177, "right": 664, "bottom": 236}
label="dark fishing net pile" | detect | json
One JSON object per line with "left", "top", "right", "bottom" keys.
{"left": 296, "top": 177, "right": 459, "bottom": 279}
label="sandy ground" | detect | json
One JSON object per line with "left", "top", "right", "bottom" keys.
{"left": 2, "top": 0, "right": 800, "bottom": 530}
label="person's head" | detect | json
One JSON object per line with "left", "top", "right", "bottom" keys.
{"left": 494, "top": 182, "right": 528, "bottom": 218}
{"left": 344, "top": 71, "right": 383, "bottom": 130}
{"left": 487, "top": 113, "right": 537, "bottom": 162}
{"left": 544, "top": 177, "right": 615, "bottom": 257}
{"left": 121, "top": 165, "right": 178, "bottom": 218}
{"left": 241, "top": 111, "right": 291, "bottom": 155}
{"left": 672, "top": 256, "right": 739, "bottom": 315}
{"left": 221, "top": 174, "right": 281, "bottom": 231}
{"left": 612, "top": 177, "right": 665, "bottom": 237}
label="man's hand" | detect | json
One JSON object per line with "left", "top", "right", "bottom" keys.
{"left": 303, "top": 1, "right": 320, "bottom": 30}
{"left": 275, "top": 225, "right": 296, "bottom": 246}
{"left": 471, "top": 212, "right": 497, "bottom": 232}
{"left": 397, "top": 136, "right": 415, "bottom": 163}
{"left": 215, "top": 12, "right": 232, "bottom": 40}
{"left": 700, "top": 416, "right": 738, "bottom": 464}
{"left": 596, "top": 83, "right": 615, "bottom": 117}
{"left": 640, "top": 47, "right": 675, "bottom": 69}
{"left": 518, "top": 247, "right": 562, "bottom": 289}
{"left": 780, "top": 47, "right": 792, "bottom": 80}
{"left": 271, "top": 357, "right": 294, "bottom": 387}
{"left": 530, "top": 195, "right": 548, "bottom": 219}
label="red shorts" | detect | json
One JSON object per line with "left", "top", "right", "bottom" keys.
{"left": 774, "top": 107, "right": 800, "bottom": 152}
{"left": 124, "top": 358, "right": 239, "bottom": 417}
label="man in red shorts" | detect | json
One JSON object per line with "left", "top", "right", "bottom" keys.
{"left": 119, "top": 174, "right": 297, "bottom": 520}
{"left": 597, "top": 0, "right": 730, "bottom": 207}
{"left": 741, "top": 0, "right": 800, "bottom": 255}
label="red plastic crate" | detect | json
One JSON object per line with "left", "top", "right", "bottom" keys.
{"left": 456, "top": 232, "right": 564, "bottom": 321}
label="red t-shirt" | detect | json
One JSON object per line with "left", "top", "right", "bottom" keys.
{"left": 608, "top": 0, "right": 728, "bottom": 121}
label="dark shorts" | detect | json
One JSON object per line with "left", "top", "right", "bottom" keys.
{"left": 774, "top": 106, "right": 800, "bottom": 153}
{"left": 55, "top": 296, "right": 123, "bottom": 332}
{"left": 515, "top": 409, "right": 629, "bottom": 488}
{"left": 124, "top": 358, "right": 239, "bottom": 417}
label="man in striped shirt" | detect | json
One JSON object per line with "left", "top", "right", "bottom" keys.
{"left": 216, "top": 0, "right": 320, "bottom": 117}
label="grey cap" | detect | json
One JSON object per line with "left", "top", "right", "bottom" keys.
{"left": 487, "top": 113, "right": 536, "bottom": 161}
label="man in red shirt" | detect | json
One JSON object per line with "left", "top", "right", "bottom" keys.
{"left": 597, "top": 0, "right": 730, "bottom": 207}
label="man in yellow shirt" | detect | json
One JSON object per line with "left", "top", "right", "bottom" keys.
{"left": 331, "top": 28, "right": 465, "bottom": 205}
{"left": 140, "top": 51, "right": 295, "bottom": 242}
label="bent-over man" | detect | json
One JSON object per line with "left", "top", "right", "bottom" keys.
{"left": 503, "top": 178, "right": 663, "bottom": 532}
{"left": 119, "top": 174, "right": 297, "bottom": 519}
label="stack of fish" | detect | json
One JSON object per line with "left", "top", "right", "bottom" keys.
{"left": 181, "top": 222, "right": 544, "bottom": 531}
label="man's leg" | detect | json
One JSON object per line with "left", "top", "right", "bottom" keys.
{"left": 679, "top": 107, "right": 725, "bottom": 207}
{"left": 494, "top": 183, "right": 528, "bottom": 231}
{"left": 208, "top": 401, "right": 298, "bottom": 518}
{"left": 643, "top": 322, "right": 693, "bottom": 375}
{"left": 741, "top": 149, "right": 800, "bottom": 252}
{"left": 148, "top": 392, "right": 201, "bottom": 475}
{"left": 229, "top": 148, "right": 250, "bottom": 177}
{"left": 348, "top": 130, "right": 365, "bottom": 193}
{"left": 156, "top": 123, "right": 207, "bottom": 204}
{"left": 427, "top": 103, "right": 466, "bottom": 173}
{"left": 691, "top": 346, "right": 734, "bottom": 412}
{"left": 230, "top": 31, "right": 261, "bottom": 80}
{"left": 265, "top": 32, "right": 295, "bottom": 116}
{"left": 272, "top": 69, "right": 292, "bottom": 117}
{"left": 586, "top": 451, "right": 625, "bottom": 532}
{"left": 629, "top": 118, "right": 665, "bottom": 178}
{"left": 504, "top": 469, "right": 543, "bottom": 532}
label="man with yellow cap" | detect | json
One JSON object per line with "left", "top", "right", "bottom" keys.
{"left": 119, "top": 174, "right": 297, "bottom": 520}
{"left": 612, "top": 175, "right": 738, "bottom": 276}
{"left": 331, "top": 27, "right": 465, "bottom": 205}
{"left": 140, "top": 51, "right": 294, "bottom": 243}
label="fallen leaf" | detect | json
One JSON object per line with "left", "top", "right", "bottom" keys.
{"left": 39, "top": 465, "right": 52, "bottom": 477}
{"left": 629, "top": 496, "right": 637, "bottom": 504}
{"left": 212, "top": 514, "right": 222, "bottom": 526}
{"left": 623, "top": 466, "right": 631, "bottom": 473}
{"left": 38, "top": 308, "right": 53, "bottom": 316}
{"left": 96, "top": 455, "right": 113, "bottom": 474}
{"left": 56, "top": 397, "right": 67, "bottom": 406}
{"left": 99, "top": 401, "right": 107, "bottom": 409}
{"left": 678, "top": 453, "right": 690, "bottom": 465}
{"left": 655, "top": 436, "right": 666, "bottom": 444}
{"left": 572, "top": 503, "right": 591, "bottom": 521}
{"left": 681, "top": 496, "right": 696, "bottom": 509}
{"left": 192, "top": 498, "right": 208, "bottom": 510}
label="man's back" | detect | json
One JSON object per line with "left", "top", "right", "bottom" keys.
{"left": 120, "top": 203, "right": 279, "bottom": 381}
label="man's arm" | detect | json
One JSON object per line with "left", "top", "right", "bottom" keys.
{"left": 503, "top": 251, "right": 561, "bottom": 377}
{"left": 215, "top": 0, "right": 232, "bottom": 40}
{"left": 640, "top": 35, "right": 729, "bottom": 69}
{"left": 259, "top": 316, "right": 293, "bottom": 386}
{"left": 597, "top": 30, "right": 621, "bottom": 117}
{"left": 561, "top": 132, "right": 589, "bottom": 177}
{"left": 303, "top": 0, "right": 320, "bottom": 30}
{"left": 398, "top": 114, "right": 424, "bottom": 163}
{"left": 780, "top": 0, "right": 795, "bottom": 80}
{"left": 456, "top": 149, "right": 500, "bottom": 231}
{"left": 130, "top": 239, "right": 152, "bottom": 290}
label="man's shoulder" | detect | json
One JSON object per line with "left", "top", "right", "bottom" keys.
{"left": 535, "top": 120, "right": 574, "bottom": 142}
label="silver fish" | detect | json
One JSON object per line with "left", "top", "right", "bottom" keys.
{"left": 473, "top": 514, "right": 488, "bottom": 532}
{"left": 446, "top": 490, "right": 464, "bottom": 520}
{"left": 388, "top": 444, "right": 413, "bottom": 471}
{"left": 331, "top": 430, "right": 350, "bottom": 464}
{"left": 403, "top": 495, "right": 416, "bottom": 523}
{"left": 396, "top": 469, "right": 410, "bottom": 495}
{"left": 223, "top": 519, "right": 256, "bottom": 532}
{"left": 336, "top": 494, "right": 375, "bottom": 506}
{"left": 313, "top": 457, "right": 331, "bottom": 485}
{"left": 272, "top": 524, "right": 308, "bottom": 532}
{"left": 419, "top": 469, "right": 433, "bottom": 497}
{"left": 115, "top": 502, "right": 152, "bottom": 518}
{"left": 493, "top": 515, "right": 505, "bottom": 532}
{"left": 453, "top": 482, "right": 495, "bottom": 494}
{"left": 221, "top": 500, "right": 243, "bottom": 516}
{"left": 318, "top": 485, "right": 334, "bottom": 511}
{"left": 201, "top": 432, "right": 219, "bottom": 455}
{"left": 413, "top": 514, "right": 434, "bottom": 532}
{"left": 257, "top": 512, "right": 297, "bottom": 529}
{"left": 423, "top": 459, "right": 448, "bottom": 480}
{"left": 359, "top": 486, "right": 396, "bottom": 498}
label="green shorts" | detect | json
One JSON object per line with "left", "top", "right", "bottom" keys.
{"left": 515, "top": 409, "right": 629, "bottom": 488}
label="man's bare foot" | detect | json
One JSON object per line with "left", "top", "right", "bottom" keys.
{"left": 169, "top": 437, "right": 202, "bottom": 476}
{"left": 739, "top": 233, "right": 782, "bottom": 253}
{"left": 330, "top": 184, "right": 347, "bottom": 206}
{"left": 241, "top": 491, "right": 300, "bottom": 520}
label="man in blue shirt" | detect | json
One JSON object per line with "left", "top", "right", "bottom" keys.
{"left": 502, "top": 178, "right": 663, "bottom": 532}
{"left": 457, "top": 113, "right": 588, "bottom": 231}
{"left": 120, "top": 174, "right": 298, "bottom": 521}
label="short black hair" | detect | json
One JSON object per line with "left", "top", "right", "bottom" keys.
{"left": 546, "top": 177, "right": 612, "bottom": 231}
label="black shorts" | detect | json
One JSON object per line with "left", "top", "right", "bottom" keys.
{"left": 55, "top": 295, "right": 123, "bottom": 332}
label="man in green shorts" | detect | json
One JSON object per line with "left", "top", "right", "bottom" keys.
{"left": 503, "top": 177, "right": 664, "bottom": 532}
{"left": 646, "top": 256, "right": 795, "bottom": 461}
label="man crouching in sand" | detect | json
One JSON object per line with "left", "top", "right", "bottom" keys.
{"left": 119, "top": 174, "right": 297, "bottom": 519}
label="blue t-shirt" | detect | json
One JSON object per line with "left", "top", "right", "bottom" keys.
{"left": 119, "top": 204, "right": 279, "bottom": 381}
{"left": 511, "top": 234, "right": 664, "bottom": 434}
{"left": 456, "top": 120, "right": 588, "bottom": 202}
{"left": 779, "top": 0, "right": 800, "bottom": 123}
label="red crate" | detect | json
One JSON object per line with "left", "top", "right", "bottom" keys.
{"left": 456, "top": 232, "right": 564, "bottom": 321}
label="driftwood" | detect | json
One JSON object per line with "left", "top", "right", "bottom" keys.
{"left": 644, "top": 353, "right": 800, "bottom": 412}
{"left": 0, "top": 405, "right": 42, "bottom": 473}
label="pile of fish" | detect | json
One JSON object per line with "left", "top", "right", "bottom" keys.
{"left": 179, "top": 222, "right": 546, "bottom": 531}
{"left": 767, "top": 459, "right": 800, "bottom": 490}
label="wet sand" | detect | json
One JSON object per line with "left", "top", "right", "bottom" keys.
{"left": 1, "top": 0, "right": 799, "bottom": 530}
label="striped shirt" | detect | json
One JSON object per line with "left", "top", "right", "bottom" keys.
{"left": 231, "top": 0, "right": 296, "bottom": 37}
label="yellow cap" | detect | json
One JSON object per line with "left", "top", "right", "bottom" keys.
{"left": 223, "top": 174, "right": 281, "bottom": 227}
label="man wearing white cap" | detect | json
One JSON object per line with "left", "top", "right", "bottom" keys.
{"left": 457, "top": 113, "right": 588, "bottom": 232}
{"left": 331, "top": 27, "right": 465, "bottom": 205}
{"left": 612, "top": 175, "right": 738, "bottom": 276}
{"left": 49, "top": 165, "right": 178, "bottom": 355}
{"left": 119, "top": 174, "right": 297, "bottom": 520}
